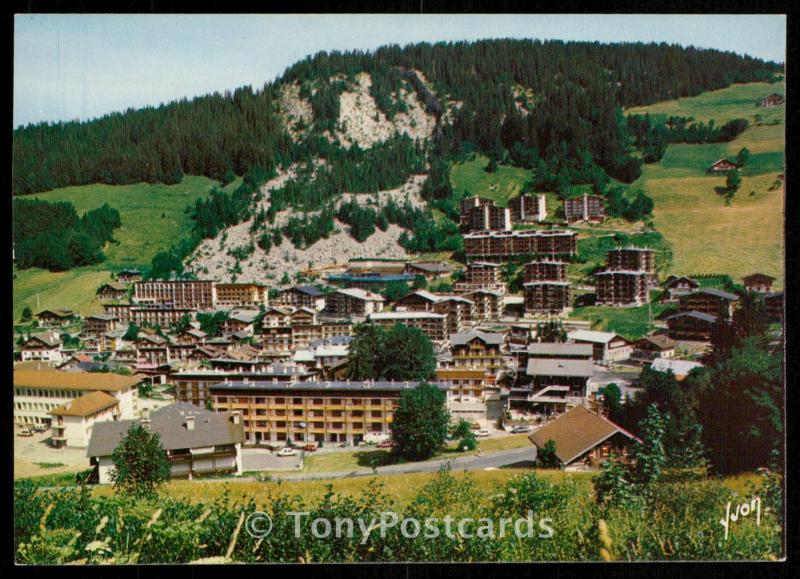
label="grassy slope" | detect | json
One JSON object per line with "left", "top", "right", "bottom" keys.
{"left": 629, "top": 81, "right": 785, "bottom": 287}
{"left": 450, "top": 153, "right": 562, "bottom": 214}
{"left": 13, "top": 176, "right": 229, "bottom": 320}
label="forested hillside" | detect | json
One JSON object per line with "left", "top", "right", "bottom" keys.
{"left": 13, "top": 39, "right": 781, "bottom": 196}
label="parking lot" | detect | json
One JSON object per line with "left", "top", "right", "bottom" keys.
{"left": 241, "top": 448, "right": 303, "bottom": 471}
{"left": 14, "top": 426, "right": 89, "bottom": 479}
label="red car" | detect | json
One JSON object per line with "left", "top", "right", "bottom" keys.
{"left": 303, "top": 444, "right": 318, "bottom": 452}
{"left": 377, "top": 440, "right": 394, "bottom": 449}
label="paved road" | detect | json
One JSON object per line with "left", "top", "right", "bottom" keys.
{"left": 266, "top": 446, "right": 535, "bottom": 482}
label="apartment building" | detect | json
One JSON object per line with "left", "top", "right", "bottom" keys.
{"left": 508, "top": 193, "right": 547, "bottom": 223}
{"left": 665, "top": 311, "right": 719, "bottom": 341}
{"left": 679, "top": 288, "right": 739, "bottom": 320}
{"left": 463, "top": 230, "right": 577, "bottom": 260}
{"left": 461, "top": 289, "right": 504, "bottom": 321}
{"left": 563, "top": 194, "right": 605, "bottom": 223}
{"left": 102, "top": 304, "right": 195, "bottom": 327}
{"left": 209, "top": 380, "right": 452, "bottom": 445}
{"left": 134, "top": 280, "right": 215, "bottom": 310}
{"left": 594, "top": 270, "right": 649, "bottom": 307}
{"left": 443, "top": 330, "right": 505, "bottom": 376}
{"left": 606, "top": 247, "right": 656, "bottom": 276}
{"left": 367, "top": 311, "right": 448, "bottom": 342}
{"left": 324, "top": 288, "right": 385, "bottom": 317}
{"left": 524, "top": 260, "right": 567, "bottom": 283}
{"left": 82, "top": 314, "right": 120, "bottom": 338}
{"left": 214, "top": 283, "right": 269, "bottom": 308}
{"left": 462, "top": 201, "right": 512, "bottom": 232}
{"left": 523, "top": 282, "right": 572, "bottom": 315}
{"left": 513, "top": 343, "right": 594, "bottom": 413}
{"left": 394, "top": 290, "right": 476, "bottom": 334}
{"left": 274, "top": 286, "right": 327, "bottom": 310}
{"left": 453, "top": 261, "right": 507, "bottom": 294}
{"left": 568, "top": 330, "right": 633, "bottom": 363}
{"left": 173, "top": 364, "right": 318, "bottom": 407}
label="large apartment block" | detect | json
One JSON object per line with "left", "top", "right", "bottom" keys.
{"left": 595, "top": 270, "right": 649, "bottom": 306}
{"left": 462, "top": 289, "right": 504, "bottom": 321}
{"left": 523, "top": 282, "right": 572, "bottom": 315}
{"left": 508, "top": 193, "right": 547, "bottom": 223}
{"left": 453, "top": 261, "right": 506, "bottom": 294}
{"left": 606, "top": 248, "right": 656, "bottom": 276}
{"left": 214, "top": 283, "right": 269, "bottom": 308}
{"left": 134, "top": 280, "right": 215, "bottom": 310}
{"left": 209, "top": 380, "right": 452, "bottom": 445}
{"left": 563, "top": 194, "right": 605, "bottom": 223}
{"left": 524, "top": 260, "right": 568, "bottom": 283}
{"left": 103, "top": 304, "right": 195, "bottom": 327}
{"left": 460, "top": 197, "right": 512, "bottom": 232}
{"left": 324, "top": 288, "right": 385, "bottom": 317}
{"left": 463, "top": 230, "right": 577, "bottom": 260}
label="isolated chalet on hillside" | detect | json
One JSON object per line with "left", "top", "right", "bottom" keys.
{"left": 528, "top": 406, "right": 640, "bottom": 470}
{"left": 707, "top": 158, "right": 738, "bottom": 174}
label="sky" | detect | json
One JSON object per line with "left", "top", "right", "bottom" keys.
{"left": 13, "top": 14, "right": 787, "bottom": 128}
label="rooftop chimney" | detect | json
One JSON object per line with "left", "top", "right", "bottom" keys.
{"left": 231, "top": 411, "right": 241, "bottom": 425}
{"left": 186, "top": 415, "right": 195, "bottom": 431}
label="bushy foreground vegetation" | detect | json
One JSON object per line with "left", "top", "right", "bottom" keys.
{"left": 14, "top": 464, "right": 781, "bottom": 563}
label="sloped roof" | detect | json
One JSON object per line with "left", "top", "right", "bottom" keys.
{"left": 24, "top": 331, "right": 61, "bottom": 347}
{"left": 666, "top": 311, "right": 718, "bottom": 323}
{"left": 650, "top": 357, "right": 704, "bottom": 377}
{"left": 450, "top": 329, "right": 504, "bottom": 346}
{"left": 686, "top": 288, "right": 739, "bottom": 301}
{"left": 526, "top": 358, "right": 594, "bottom": 378}
{"left": 568, "top": 329, "right": 627, "bottom": 344}
{"left": 528, "top": 406, "right": 640, "bottom": 465}
{"left": 743, "top": 273, "right": 776, "bottom": 283}
{"left": 87, "top": 402, "right": 244, "bottom": 457}
{"left": 49, "top": 391, "right": 119, "bottom": 418}
{"left": 527, "top": 342, "right": 593, "bottom": 357}
{"left": 636, "top": 335, "right": 677, "bottom": 350}
{"left": 14, "top": 369, "right": 143, "bottom": 392}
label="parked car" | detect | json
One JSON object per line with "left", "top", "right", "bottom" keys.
{"left": 377, "top": 440, "right": 395, "bottom": 448}
{"left": 16, "top": 430, "right": 33, "bottom": 437}
{"left": 510, "top": 425, "right": 533, "bottom": 434}
{"left": 277, "top": 447, "right": 298, "bottom": 457}
{"left": 474, "top": 429, "right": 491, "bottom": 438}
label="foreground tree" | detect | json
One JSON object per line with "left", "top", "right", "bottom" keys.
{"left": 391, "top": 382, "right": 450, "bottom": 461}
{"left": 347, "top": 323, "right": 436, "bottom": 382}
{"left": 537, "top": 439, "right": 560, "bottom": 468}
{"left": 110, "top": 424, "right": 171, "bottom": 498}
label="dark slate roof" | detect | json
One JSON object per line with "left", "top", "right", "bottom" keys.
{"left": 290, "top": 286, "right": 324, "bottom": 297}
{"left": 450, "top": 330, "right": 504, "bottom": 346}
{"left": 407, "top": 262, "right": 453, "bottom": 273}
{"left": 209, "top": 380, "right": 452, "bottom": 393}
{"left": 689, "top": 288, "right": 740, "bottom": 301}
{"left": 526, "top": 358, "right": 594, "bottom": 378}
{"left": 87, "top": 402, "right": 244, "bottom": 457}
{"left": 666, "top": 311, "right": 718, "bottom": 323}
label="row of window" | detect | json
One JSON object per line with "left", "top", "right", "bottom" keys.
{"left": 15, "top": 388, "right": 79, "bottom": 399}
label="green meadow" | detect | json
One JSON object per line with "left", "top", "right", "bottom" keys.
{"left": 13, "top": 176, "right": 233, "bottom": 320}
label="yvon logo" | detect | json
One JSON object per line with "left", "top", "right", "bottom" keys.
{"left": 719, "top": 496, "right": 761, "bottom": 540}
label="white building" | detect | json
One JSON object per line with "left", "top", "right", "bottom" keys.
{"left": 13, "top": 369, "right": 142, "bottom": 432}
{"left": 567, "top": 330, "right": 633, "bottom": 364}
{"left": 20, "top": 331, "right": 63, "bottom": 363}
{"left": 49, "top": 391, "right": 121, "bottom": 448}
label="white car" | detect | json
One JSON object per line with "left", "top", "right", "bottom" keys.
{"left": 277, "top": 447, "right": 298, "bottom": 457}
{"left": 474, "top": 429, "right": 491, "bottom": 438}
